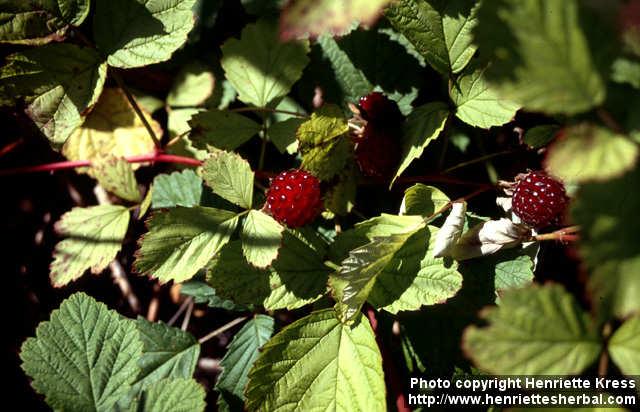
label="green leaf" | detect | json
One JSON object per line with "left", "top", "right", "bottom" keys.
{"left": 463, "top": 284, "right": 602, "bottom": 374}
{"left": 491, "top": 247, "right": 537, "bottom": 298}
{"left": 0, "top": 43, "right": 107, "bottom": 145}
{"left": 152, "top": 169, "right": 203, "bottom": 209}
{"left": 523, "top": 124, "right": 560, "bottom": 149}
{"left": 571, "top": 167, "right": 640, "bottom": 318}
{"left": 209, "top": 235, "right": 330, "bottom": 310}
{"left": 93, "top": 156, "right": 141, "bottom": 202}
{"left": 140, "top": 378, "right": 205, "bottom": 412}
{"left": 609, "top": 316, "right": 640, "bottom": 375}
{"left": 180, "top": 280, "right": 248, "bottom": 311}
{"left": 167, "top": 62, "right": 216, "bottom": 107}
{"left": 473, "top": 0, "right": 606, "bottom": 115}
{"left": 611, "top": 57, "right": 640, "bottom": 89}
{"left": 189, "top": 109, "right": 262, "bottom": 151}
{"left": 216, "top": 315, "right": 274, "bottom": 410}
{"left": 202, "top": 150, "right": 254, "bottom": 209}
{"left": 135, "top": 206, "right": 239, "bottom": 283}
{"left": 246, "top": 309, "right": 385, "bottom": 412}
{"left": 545, "top": 123, "right": 638, "bottom": 183}
{"left": 20, "top": 293, "right": 143, "bottom": 412}
{"left": 280, "top": 0, "right": 392, "bottom": 40}
{"left": 392, "top": 102, "right": 449, "bottom": 185}
{"left": 324, "top": 166, "right": 357, "bottom": 216}
{"left": 400, "top": 184, "right": 450, "bottom": 216}
{"left": 297, "top": 104, "right": 351, "bottom": 181}
{"left": 268, "top": 118, "right": 303, "bottom": 154}
{"left": 93, "top": 0, "right": 197, "bottom": 68}
{"left": 241, "top": 210, "right": 284, "bottom": 268}
{"left": 386, "top": 0, "right": 479, "bottom": 74}
{"left": 368, "top": 226, "right": 463, "bottom": 314}
{"left": 221, "top": 20, "right": 310, "bottom": 107}
{"left": 450, "top": 63, "right": 520, "bottom": 129}
{"left": 0, "top": 0, "right": 90, "bottom": 44}
{"left": 50, "top": 205, "right": 130, "bottom": 287}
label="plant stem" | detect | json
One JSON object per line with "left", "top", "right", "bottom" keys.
{"left": 109, "top": 260, "right": 140, "bottom": 314}
{"left": 168, "top": 297, "right": 194, "bottom": 326}
{"left": 531, "top": 226, "right": 580, "bottom": 242}
{"left": 229, "top": 106, "right": 307, "bottom": 118}
{"left": 442, "top": 149, "right": 518, "bottom": 174}
{"left": 112, "top": 70, "right": 162, "bottom": 148}
{"left": 146, "top": 283, "right": 162, "bottom": 322}
{"left": 596, "top": 108, "right": 625, "bottom": 135}
{"left": 425, "top": 186, "right": 495, "bottom": 223}
{"left": 598, "top": 322, "right": 613, "bottom": 376}
{"left": 362, "top": 174, "right": 491, "bottom": 187}
{"left": 181, "top": 299, "right": 195, "bottom": 331}
{"left": 198, "top": 316, "right": 248, "bottom": 344}
{"left": 258, "top": 135, "right": 268, "bottom": 171}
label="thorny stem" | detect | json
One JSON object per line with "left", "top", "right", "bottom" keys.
{"left": 229, "top": 106, "right": 307, "bottom": 118}
{"left": 531, "top": 226, "right": 580, "bottom": 242}
{"left": 198, "top": 316, "right": 248, "bottom": 344}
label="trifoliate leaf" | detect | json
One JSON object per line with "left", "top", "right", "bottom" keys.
{"left": 63, "top": 88, "right": 159, "bottom": 169}
{"left": 221, "top": 20, "right": 309, "bottom": 107}
{"left": 167, "top": 62, "right": 216, "bottom": 107}
{"left": 241, "top": 210, "right": 284, "bottom": 268}
{"left": 246, "top": 310, "right": 385, "bottom": 412}
{"left": 399, "top": 183, "right": 450, "bottom": 216}
{"left": 50, "top": 205, "right": 130, "bottom": 287}
{"left": 463, "top": 284, "right": 602, "bottom": 374}
{"left": 189, "top": 110, "right": 261, "bottom": 150}
{"left": 0, "top": 0, "right": 90, "bottom": 44}
{"left": 152, "top": 169, "right": 203, "bottom": 209}
{"left": 180, "top": 280, "right": 247, "bottom": 311}
{"left": 433, "top": 202, "right": 466, "bottom": 257}
{"left": 473, "top": 0, "right": 607, "bottom": 115}
{"left": 20, "top": 293, "right": 143, "bottom": 411}
{"left": 545, "top": 123, "right": 638, "bottom": 183}
{"left": 93, "top": 0, "right": 197, "bottom": 68}
{"left": 524, "top": 125, "right": 560, "bottom": 149}
{"left": 0, "top": 43, "right": 107, "bottom": 146}
{"left": 93, "top": 156, "right": 141, "bottom": 202}
{"left": 450, "top": 63, "right": 520, "bottom": 129}
{"left": 135, "top": 206, "right": 239, "bottom": 283}
{"left": 392, "top": 102, "right": 449, "bottom": 186}
{"left": 216, "top": 315, "right": 274, "bottom": 410}
{"left": 297, "top": 104, "right": 351, "bottom": 181}
{"left": 609, "top": 316, "right": 640, "bottom": 375}
{"left": 280, "top": 0, "right": 392, "bottom": 40}
{"left": 268, "top": 118, "right": 303, "bottom": 154}
{"left": 611, "top": 57, "right": 640, "bottom": 89}
{"left": 386, "top": 0, "right": 479, "bottom": 74}
{"left": 202, "top": 150, "right": 254, "bottom": 209}
{"left": 140, "top": 378, "right": 206, "bottom": 412}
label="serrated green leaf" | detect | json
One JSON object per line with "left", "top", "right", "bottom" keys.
{"left": 246, "top": 309, "right": 385, "bottom": 412}
{"left": 317, "top": 34, "right": 372, "bottom": 102}
{"left": 167, "top": 62, "right": 216, "bottom": 107}
{"left": 50, "top": 205, "right": 130, "bottom": 287}
{"left": 139, "top": 186, "right": 153, "bottom": 218}
{"left": 216, "top": 315, "right": 274, "bottom": 410}
{"left": 0, "top": 43, "right": 107, "bottom": 145}
{"left": 180, "top": 280, "right": 247, "bottom": 311}
{"left": 297, "top": 104, "right": 351, "bottom": 181}
{"left": 209, "top": 235, "right": 330, "bottom": 310}
{"left": 0, "top": 0, "right": 90, "bottom": 44}
{"left": 221, "top": 20, "right": 309, "bottom": 107}
{"left": 135, "top": 206, "right": 239, "bottom": 283}
{"left": 609, "top": 316, "right": 640, "bottom": 375}
{"left": 241, "top": 210, "right": 284, "bottom": 268}
{"left": 202, "top": 150, "right": 254, "bottom": 209}
{"left": 93, "top": 156, "right": 141, "bottom": 202}
{"left": 463, "top": 284, "right": 602, "bottom": 374}
{"left": 392, "top": 102, "right": 449, "bottom": 186}
{"left": 189, "top": 109, "right": 261, "bottom": 150}
{"left": 152, "top": 169, "right": 203, "bottom": 209}
{"left": 20, "top": 293, "right": 143, "bottom": 412}
{"left": 93, "top": 0, "right": 197, "bottom": 68}
{"left": 450, "top": 63, "right": 520, "bottom": 129}
{"left": 280, "top": 0, "right": 392, "bottom": 40}
{"left": 368, "top": 226, "right": 463, "bottom": 314}
{"left": 141, "top": 378, "right": 205, "bottom": 412}
{"left": 524, "top": 125, "right": 560, "bottom": 149}
{"left": 545, "top": 123, "right": 638, "bottom": 183}
{"left": 611, "top": 57, "right": 640, "bottom": 89}
{"left": 400, "top": 183, "right": 450, "bottom": 216}
{"left": 268, "top": 118, "right": 303, "bottom": 154}
{"left": 386, "top": 0, "right": 479, "bottom": 74}
{"left": 572, "top": 167, "right": 640, "bottom": 318}
{"left": 473, "top": 0, "right": 606, "bottom": 115}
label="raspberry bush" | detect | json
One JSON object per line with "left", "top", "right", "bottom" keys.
{"left": 2, "top": 0, "right": 639, "bottom": 411}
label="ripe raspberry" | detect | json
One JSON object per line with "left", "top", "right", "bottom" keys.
{"left": 512, "top": 171, "right": 569, "bottom": 228}
{"left": 265, "top": 169, "right": 323, "bottom": 227}
{"left": 358, "top": 92, "right": 403, "bottom": 126}
{"left": 355, "top": 124, "right": 400, "bottom": 178}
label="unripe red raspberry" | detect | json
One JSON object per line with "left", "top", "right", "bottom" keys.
{"left": 355, "top": 124, "right": 400, "bottom": 178}
{"left": 358, "top": 92, "right": 403, "bottom": 126}
{"left": 265, "top": 169, "right": 322, "bottom": 227}
{"left": 512, "top": 171, "right": 569, "bottom": 228}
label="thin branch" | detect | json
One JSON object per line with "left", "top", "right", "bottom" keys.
{"left": 530, "top": 226, "right": 580, "bottom": 242}
{"left": 181, "top": 299, "right": 195, "bottom": 331}
{"left": 198, "top": 316, "right": 248, "bottom": 344}
{"left": 596, "top": 108, "right": 626, "bottom": 135}
{"left": 0, "top": 138, "right": 23, "bottom": 157}
{"left": 146, "top": 282, "right": 161, "bottom": 322}
{"left": 109, "top": 261, "right": 141, "bottom": 314}
{"left": 229, "top": 106, "right": 307, "bottom": 118}
{"left": 442, "top": 149, "right": 519, "bottom": 174}
{"left": 424, "top": 185, "right": 495, "bottom": 224}
{"left": 362, "top": 174, "right": 492, "bottom": 187}
{"left": 168, "top": 297, "right": 193, "bottom": 326}
{"left": 598, "top": 323, "right": 613, "bottom": 376}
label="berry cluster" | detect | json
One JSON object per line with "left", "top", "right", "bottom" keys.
{"left": 355, "top": 92, "right": 403, "bottom": 178}
{"left": 512, "top": 170, "right": 569, "bottom": 228}
{"left": 264, "top": 169, "right": 323, "bottom": 228}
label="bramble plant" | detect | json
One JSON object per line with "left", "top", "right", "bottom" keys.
{"left": 2, "top": 0, "right": 640, "bottom": 411}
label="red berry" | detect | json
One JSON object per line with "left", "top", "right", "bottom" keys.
{"left": 355, "top": 124, "right": 400, "bottom": 178}
{"left": 512, "top": 171, "right": 569, "bottom": 228}
{"left": 265, "top": 169, "right": 323, "bottom": 227}
{"left": 358, "top": 92, "right": 403, "bottom": 126}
